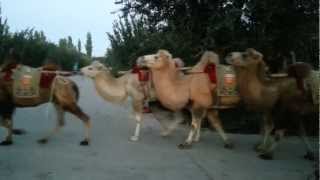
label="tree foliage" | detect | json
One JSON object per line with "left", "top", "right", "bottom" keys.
{"left": 106, "top": 0, "right": 318, "bottom": 71}
{"left": 85, "top": 32, "right": 93, "bottom": 58}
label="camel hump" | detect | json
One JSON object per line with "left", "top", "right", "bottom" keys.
{"left": 287, "top": 62, "right": 312, "bottom": 94}
{"left": 287, "top": 62, "right": 311, "bottom": 79}
{"left": 42, "top": 63, "right": 60, "bottom": 71}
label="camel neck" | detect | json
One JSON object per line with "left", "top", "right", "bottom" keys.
{"left": 151, "top": 67, "right": 178, "bottom": 86}
{"left": 95, "top": 71, "right": 116, "bottom": 82}
{"left": 234, "top": 67, "right": 263, "bottom": 95}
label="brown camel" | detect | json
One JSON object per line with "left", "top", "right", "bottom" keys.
{"left": 81, "top": 59, "right": 186, "bottom": 142}
{"left": 139, "top": 50, "right": 240, "bottom": 149}
{"left": 226, "top": 48, "right": 318, "bottom": 159}
{"left": 0, "top": 63, "right": 91, "bottom": 145}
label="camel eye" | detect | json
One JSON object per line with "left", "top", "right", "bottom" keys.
{"left": 88, "top": 67, "right": 93, "bottom": 70}
{"left": 155, "top": 56, "right": 159, "bottom": 60}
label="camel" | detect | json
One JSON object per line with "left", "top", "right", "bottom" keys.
{"left": 226, "top": 48, "right": 318, "bottom": 159}
{"left": 81, "top": 59, "right": 186, "bottom": 142}
{"left": 0, "top": 63, "right": 91, "bottom": 145}
{"left": 138, "top": 50, "right": 240, "bottom": 149}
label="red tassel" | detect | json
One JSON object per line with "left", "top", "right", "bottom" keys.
{"left": 204, "top": 64, "right": 217, "bottom": 83}
{"left": 132, "top": 64, "right": 149, "bottom": 82}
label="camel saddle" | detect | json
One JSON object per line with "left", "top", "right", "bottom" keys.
{"left": 215, "top": 65, "right": 238, "bottom": 97}
{"left": 12, "top": 65, "right": 41, "bottom": 98}
{"left": 1, "top": 64, "right": 57, "bottom": 99}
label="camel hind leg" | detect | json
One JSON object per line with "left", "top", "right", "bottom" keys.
{"left": 52, "top": 79, "right": 91, "bottom": 145}
{"left": 38, "top": 104, "right": 65, "bottom": 144}
{"left": 64, "top": 103, "right": 91, "bottom": 145}
{"left": 207, "top": 109, "right": 234, "bottom": 149}
{"left": 298, "top": 120, "right": 316, "bottom": 160}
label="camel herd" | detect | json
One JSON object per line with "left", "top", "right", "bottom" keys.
{"left": 0, "top": 48, "right": 318, "bottom": 160}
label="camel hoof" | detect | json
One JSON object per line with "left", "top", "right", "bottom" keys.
{"left": 130, "top": 136, "right": 139, "bottom": 142}
{"left": 0, "top": 140, "right": 13, "bottom": 146}
{"left": 254, "top": 143, "right": 265, "bottom": 152}
{"left": 80, "top": 140, "right": 89, "bottom": 146}
{"left": 193, "top": 138, "right": 200, "bottom": 143}
{"left": 224, "top": 142, "right": 234, "bottom": 149}
{"left": 13, "top": 129, "right": 27, "bottom": 135}
{"left": 160, "top": 131, "right": 170, "bottom": 137}
{"left": 178, "top": 143, "right": 192, "bottom": 149}
{"left": 259, "top": 152, "right": 274, "bottom": 160}
{"left": 37, "top": 139, "right": 48, "bottom": 144}
{"left": 304, "top": 152, "right": 315, "bottom": 161}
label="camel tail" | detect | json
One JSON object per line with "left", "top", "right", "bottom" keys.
{"left": 287, "top": 62, "right": 312, "bottom": 93}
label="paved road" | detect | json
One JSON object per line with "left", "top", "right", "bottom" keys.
{"left": 0, "top": 76, "right": 316, "bottom": 180}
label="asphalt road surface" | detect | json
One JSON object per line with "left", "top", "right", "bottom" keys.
{"left": 0, "top": 76, "right": 317, "bottom": 180}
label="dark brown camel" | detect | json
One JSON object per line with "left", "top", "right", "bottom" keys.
{"left": 0, "top": 63, "right": 91, "bottom": 146}
{"left": 226, "top": 48, "right": 318, "bottom": 160}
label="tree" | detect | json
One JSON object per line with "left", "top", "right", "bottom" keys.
{"left": 77, "top": 39, "right": 82, "bottom": 52}
{"left": 67, "top": 36, "right": 74, "bottom": 49}
{"left": 85, "top": 32, "right": 93, "bottom": 58}
{"left": 59, "top": 38, "right": 68, "bottom": 49}
{"left": 108, "top": 0, "right": 318, "bottom": 70}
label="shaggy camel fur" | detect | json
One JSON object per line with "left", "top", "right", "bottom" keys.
{"left": 0, "top": 63, "right": 91, "bottom": 145}
{"left": 139, "top": 50, "right": 239, "bottom": 149}
{"left": 81, "top": 60, "right": 185, "bottom": 141}
{"left": 226, "top": 48, "right": 318, "bottom": 160}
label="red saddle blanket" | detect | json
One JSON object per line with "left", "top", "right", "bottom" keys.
{"left": 40, "top": 71, "right": 56, "bottom": 88}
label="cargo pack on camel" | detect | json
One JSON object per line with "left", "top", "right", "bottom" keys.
{"left": 0, "top": 63, "right": 91, "bottom": 146}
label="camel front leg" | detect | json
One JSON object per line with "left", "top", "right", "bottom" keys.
{"left": 130, "top": 98, "right": 144, "bottom": 141}
{"left": 0, "top": 117, "right": 13, "bottom": 145}
{"left": 259, "top": 129, "right": 285, "bottom": 160}
{"left": 255, "top": 112, "right": 274, "bottom": 152}
{"left": 193, "top": 111, "right": 206, "bottom": 142}
{"left": 178, "top": 108, "right": 205, "bottom": 149}
{"left": 130, "top": 113, "right": 142, "bottom": 141}
{"left": 207, "top": 110, "right": 234, "bottom": 149}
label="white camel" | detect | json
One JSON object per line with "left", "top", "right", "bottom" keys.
{"left": 81, "top": 60, "right": 184, "bottom": 141}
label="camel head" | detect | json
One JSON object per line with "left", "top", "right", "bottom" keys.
{"left": 226, "top": 48, "right": 268, "bottom": 80}
{"left": 226, "top": 48, "right": 264, "bottom": 68}
{"left": 81, "top": 61, "right": 111, "bottom": 78}
{"left": 138, "top": 50, "right": 173, "bottom": 70}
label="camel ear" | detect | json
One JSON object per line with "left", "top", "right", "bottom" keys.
{"left": 246, "top": 48, "right": 263, "bottom": 60}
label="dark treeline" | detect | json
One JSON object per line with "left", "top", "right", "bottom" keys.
{"left": 106, "top": 0, "right": 319, "bottom": 71}
{"left": 0, "top": 9, "right": 91, "bottom": 71}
